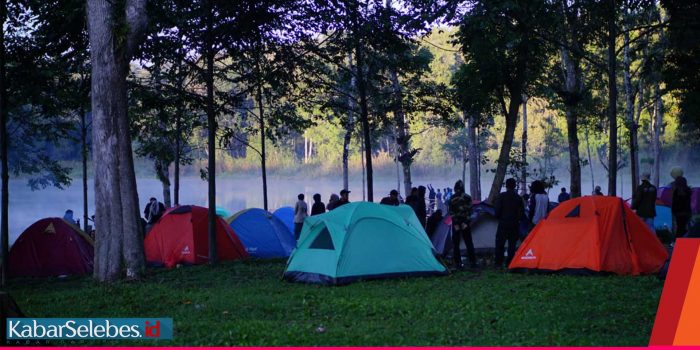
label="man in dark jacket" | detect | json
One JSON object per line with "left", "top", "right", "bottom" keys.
{"left": 416, "top": 186, "right": 428, "bottom": 228}
{"left": 632, "top": 173, "right": 657, "bottom": 230}
{"left": 144, "top": 197, "right": 166, "bottom": 225}
{"left": 494, "top": 178, "right": 525, "bottom": 268}
{"left": 448, "top": 180, "right": 476, "bottom": 269}
{"left": 380, "top": 190, "right": 401, "bottom": 206}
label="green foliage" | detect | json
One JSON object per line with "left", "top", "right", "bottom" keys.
{"left": 9, "top": 261, "right": 662, "bottom": 346}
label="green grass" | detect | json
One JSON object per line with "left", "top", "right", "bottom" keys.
{"left": 8, "top": 260, "right": 662, "bottom": 346}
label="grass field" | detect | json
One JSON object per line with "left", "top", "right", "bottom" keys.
{"left": 8, "top": 260, "right": 663, "bottom": 346}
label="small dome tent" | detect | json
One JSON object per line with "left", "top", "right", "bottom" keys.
{"left": 144, "top": 205, "right": 248, "bottom": 267}
{"left": 9, "top": 218, "right": 94, "bottom": 277}
{"left": 509, "top": 196, "right": 668, "bottom": 275}
{"left": 284, "top": 202, "right": 447, "bottom": 285}
{"left": 228, "top": 208, "right": 295, "bottom": 258}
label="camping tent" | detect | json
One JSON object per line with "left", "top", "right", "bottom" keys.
{"left": 9, "top": 218, "right": 94, "bottom": 277}
{"left": 284, "top": 202, "right": 447, "bottom": 285}
{"left": 509, "top": 196, "right": 668, "bottom": 275}
{"left": 654, "top": 204, "right": 673, "bottom": 231}
{"left": 215, "top": 206, "right": 231, "bottom": 218}
{"left": 228, "top": 208, "right": 295, "bottom": 258}
{"left": 658, "top": 186, "right": 700, "bottom": 214}
{"left": 273, "top": 206, "right": 295, "bottom": 234}
{"left": 431, "top": 203, "right": 502, "bottom": 256}
{"left": 144, "top": 205, "right": 248, "bottom": 267}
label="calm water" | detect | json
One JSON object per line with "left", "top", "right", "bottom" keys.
{"left": 8, "top": 169, "right": 684, "bottom": 245}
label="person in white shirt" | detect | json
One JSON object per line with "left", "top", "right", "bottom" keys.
{"left": 294, "top": 193, "right": 308, "bottom": 240}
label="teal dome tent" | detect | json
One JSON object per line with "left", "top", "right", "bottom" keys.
{"left": 283, "top": 202, "right": 448, "bottom": 285}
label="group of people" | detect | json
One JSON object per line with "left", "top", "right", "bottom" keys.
{"left": 632, "top": 171, "right": 693, "bottom": 240}
{"left": 293, "top": 190, "right": 351, "bottom": 239}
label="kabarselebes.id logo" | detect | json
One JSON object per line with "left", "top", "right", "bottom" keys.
{"left": 6, "top": 318, "right": 173, "bottom": 340}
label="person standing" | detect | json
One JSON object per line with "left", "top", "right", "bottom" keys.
{"left": 326, "top": 193, "right": 340, "bottom": 211}
{"left": 529, "top": 180, "right": 549, "bottom": 226}
{"left": 294, "top": 194, "right": 308, "bottom": 240}
{"left": 144, "top": 197, "right": 166, "bottom": 225}
{"left": 63, "top": 209, "right": 77, "bottom": 226}
{"left": 380, "top": 190, "right": 401, "bottom": 206}
{"left": 632, "top": 173, "right": 657, "bottom": 231}
{"left": 311, "top": 193, "right": 326, "bottom": 216}
{"left": 336, "top": 189, "right": 351, "bottom": 208}
{"left": 448, "top": 180, "right": 476, "bottom": 269}
{"left": 436, "top": 188, "right": 444, "bottom": 212}
{"left": 417, "top": 186, "right": 428, "bottom": 228}
{"left": 672, "top": 176, "right": 692, "bottom": 239}
{"left": 427, "top": 184, "right": 436, "bottom": 215}
{"left": 558, "top": 187, "right": 570, "bottom": 203}
{"left": 494, "top": 178, "right": 525, "bottom": 268}
{"left": 593, "top": 186, "right": 604, "bottom": 196}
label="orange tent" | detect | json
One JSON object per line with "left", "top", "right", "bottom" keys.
{"left": 144, "top": 205, "right": 248, "bottom": 268}
{"left": 509, "top": 196, "right": 668, "bottom": 275}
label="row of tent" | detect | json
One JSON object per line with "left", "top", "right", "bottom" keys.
{"left": 9, "top": 196, "right": 669, "bottom": 284}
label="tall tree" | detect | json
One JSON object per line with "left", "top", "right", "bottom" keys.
{"left": 454, "top": 0, "right": 552, "bottom": 204}
{"left": 86, "top": 0, "right": 148, "bottom": 281}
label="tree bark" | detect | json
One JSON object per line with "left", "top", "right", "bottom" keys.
{"left": 559, "top": 44, "right": 583, "bottom": 198}
{"left": 467, "top": 113, "right": 479, "bottom": 200}
{"left": 81, "top": 108, "right": 89, "bottom": 232}
{"left": 342, "top": 52, "right": 354, "bottom": 191}
{"left": 388, "top": 54, "right": 412, "bottom": 196}
{"left": 355, "top": 42, "right": 373, "bottom": 202}
{"left": 174, "top": 107, "right": 181, "bottom": 206}
{"left": 652, "top": 82, "right": 663, "bottom": 188}
{"left": 87, "top": 0, "right": 147, "bottom": 282}
{"left": 155, "top": 160, "right": 171, "bottom": 207}
{"left": 0, "top": 0, "right": 8, "bottom": 286}
{"left": 520, "top": 95, "right": 528, "bottom": 196}
{"left": 606, "top": 0, "right": 618, "bottom": 196}
{"left": 204, "top": 0, "right": 217, "bottom": 264}
{"left": 623, "top": 28, "right": 639, "bottom": 191}
{"left": 585, "top": 128, "right": 595, "bottom": 193}
{"left": 256, "top": 83, "right": 268, "bottom": 211}
{"left": 487, "top": 97, "right": 521, "bottom": 204}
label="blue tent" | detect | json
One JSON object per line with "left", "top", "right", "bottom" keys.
{"left": 654, "top": 205, "right": 673, "bottom": 231}
{"left": 228, "top": 208, "right": 295, "bottom": 258}
{"left": 273, "top": 206, "right": 295, "bottom": 234}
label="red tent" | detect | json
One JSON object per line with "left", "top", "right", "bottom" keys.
{"left": 9, "top": 218, "right": 94, "bottom": 277}
{"left": 144, "top": 205, "right": 248, "bottom": 267}
{"left": 509, "top": 196, "right": 668, "bottom": 275}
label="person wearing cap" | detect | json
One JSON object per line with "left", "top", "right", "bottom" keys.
{"left": 380, "top": 190, "right": 400, "bottom": 206}
{"left": 336, "top": 189, "right": 351, "bottom": 208}
{"left": 448, "top": 180, "right": 476, "bottom": 269}
{"left": 632, "top": 173, "right": 657, "bottom": 230}
{"left": 494, "top": 178, "right": 526, "bottom": 268}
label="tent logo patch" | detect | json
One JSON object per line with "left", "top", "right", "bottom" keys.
{"left": 521, "top": 248, "right": 536, "bottom": 260}
{"left": 181, "top": 246, "right": 191, "bottom": 255}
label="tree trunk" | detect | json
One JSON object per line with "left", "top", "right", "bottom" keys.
{"left": 606, "top": 0, "right": 618, "bottom": 196}
{"left": 342, "top": 52, "right": 354, "bottom": 191}
{"left": 355, "top": 42, "right": 373, "bottom": 202}
{"left": 0, "top": 0, "right": 8, "bottom": 286}
{"left": 174, "top": 108, "right": 181, "bottom": 206}
{"left": 388, "top": 55, "right": 412, "bottom": 196}
{"left": 652, "top": 82, "right": 663, "bottom": 188}
{"left": 87, "top": 0, "right": 147, "bottom": 282}
{"left": 467, "top": 113, "right": 479, "bottom": 200}
{"left": 623, "top": 28, "right": 640, "bottom": 191}
{"left": 81, "top": 108, "right": 89, "bottom": 232}
{"left": 586, "top": 128, "right": 595, "bottom": 193}
{"left": 256, "top": 84, "right": 268, "bottom": 211}
{"left": 155, "top": 160, "right": 171, "bottom": 207}
{"left": 361, "top": 137, "right": 366, "bottom": 201}
{"left": 520, "top": 95, "right": 528, "bottom": 196}
{"left": 559, "top": 43, "right": 583, "bottom": 198}
{"left": 487, "top": 98, "right": 521, "bottom": 204}
{"left": 205, "top": 0, "right": 217, "bottom": 264}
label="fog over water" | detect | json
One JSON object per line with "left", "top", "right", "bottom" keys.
{"left": 8, "top": 167, "right": 696, "bottom": 245}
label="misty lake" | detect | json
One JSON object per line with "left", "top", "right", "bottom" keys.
{"left": 8, "top": 169, "right": 671, "bottom": 245}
